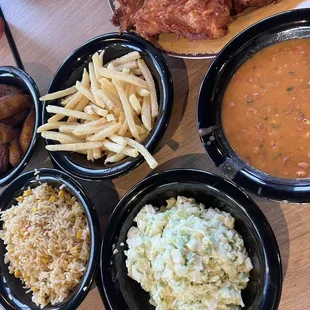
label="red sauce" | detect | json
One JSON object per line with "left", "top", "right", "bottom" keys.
{"left": 222, "top": 39, "right": 310, "bottom": 179}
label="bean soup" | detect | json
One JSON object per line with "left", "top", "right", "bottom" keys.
{"left": 222, "top": 39, "right": 310, "bottom": 178}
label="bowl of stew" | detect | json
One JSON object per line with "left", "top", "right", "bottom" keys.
{"left": 197, "top": 8, "right": 310, "bottom": 202}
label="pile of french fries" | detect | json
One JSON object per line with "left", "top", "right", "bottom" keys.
{"left": 37, "top": 51, "right": 159, "bottom": 169}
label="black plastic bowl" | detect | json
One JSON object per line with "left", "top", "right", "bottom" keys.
{"left": 197, "top": 8, "right": 310, "bottom": 203}
{"left": 0, "top": 168, "right": 101, "bottom": 310}
{"left": 100, "top": 169, "right": 282, "bottom": 310}
{"left": 42, "top": 32, "right": 173, "bottom": 180}
{"left": 0, "top": 66, "right": 40, "bottom": 187}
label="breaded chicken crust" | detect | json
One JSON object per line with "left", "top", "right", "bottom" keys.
{"left": 134, "top": 0, "right": 232, "bottom": 41}
{"left": 111, "top": 0, "right": 277, "bottom": 41}
{"left": 111, "top": 0, "right": 145, "bottom": 30}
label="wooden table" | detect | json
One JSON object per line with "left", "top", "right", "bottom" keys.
{"left": 0, "top": 1, "right": 309, "bottom": 309}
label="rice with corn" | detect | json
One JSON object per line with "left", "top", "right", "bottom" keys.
{"left": 0, "top": 183, "right": 90, "bottom": 308}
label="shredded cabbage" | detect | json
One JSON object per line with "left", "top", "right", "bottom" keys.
{"left": 125, "top": 196, "right": 253, "bottom": 310}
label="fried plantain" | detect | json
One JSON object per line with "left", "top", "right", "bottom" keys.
{"left": 0, "top": 123, "right": 16, "bottom": 144}
{"left": 0, "top": 94, "right": 32, "bottom": 120}
{"left": 0, "top": 109, "right": 29, "bottom": 127}
{"left": 20, "top": 109, "right": 35, "bottom": 154}
{"left": 9, "top": 137, "right": 23, "bottom": 167}
{"left": 0, "top": 84, "right": 23, "bottom": 97}
{"left": 0, "top": 144, "right": 9, "bottom": 172}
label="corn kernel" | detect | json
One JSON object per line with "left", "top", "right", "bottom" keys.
{"left": 71, "top": 246, "right": 79, "bottom": 256}
{"left": 16, "top": 196, "right": 24, "bottom": 202}
{"left": 33, "top": 287, "right": 39, "bottom": 293}
{"left": 20, "top": 228, "right": 25, "bottom": 236}
{"left": 22, "top": 272, "right": 27, "bottom": 278}
{"left": 76, "top": 229, "right": 82, "bottom": 239}
{"left": 8, "top": 248, "right": 14, "bottom": 254}
{"left": 14, "top": 270, "right": 20, "bottom": 278}
{"left": 24, "top": 189, "right": 32, "bottom": 196}
{"left": 58, "top": 190, "right": 65, "bottom": 197}
{"left": 49, "top": 196, "right": 56, "bottom": 203}
{"left": 41, "top": 257, "right": 49, "bottom": 264}
{"left": 32, "top": 207, "right": 38, "bottom": 213}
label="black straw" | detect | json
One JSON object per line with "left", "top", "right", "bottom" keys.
{"left": 0, "top": 6, "right": 25, "bottom": 71}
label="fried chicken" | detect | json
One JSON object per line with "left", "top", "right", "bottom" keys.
{"left": 232, "top": 0, "right": 275, "bottom": 14}
{"left": 111, "top": 0, "right": 276, "bottom": 41}
{"left": 111, "top": 0, "right": 144, "bottom": 30}
{"left": 136, "top": 0, "right": 232, "bottom": 41}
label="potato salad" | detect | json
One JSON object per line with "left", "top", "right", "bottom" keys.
{"left": 125, "top": 196, "right": 253, "bottom": 310}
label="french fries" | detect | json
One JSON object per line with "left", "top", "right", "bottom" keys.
{"left": 41, "top": 131, "right": 83, "bottom": 144}
{"left": 141, "top": 96, "right": 152, "bottom": 131}
{"left": 121, "top": 146, "right": 139, "bottom": 157}
{"left": 107, "top": 51, "right": 141, "bottom": 67}
{"left": 37, "top": 122, "right": 78, "bottom": 133}
{"left": 87, "top": 122, "right": 122, "bottom": 142}
{"left": 46, "top": 142, "right": 102, "bottom": 152}
{"left": 109, "top": 134, "right": 127, "bottom": 146}
{"left": 138, "top": 59, "right": 158, "bottom": 118}
{"left": 39, "top": 51, "right": 159, "bottom": 169}
{"left": 46, "top": 105, "right": 99, "bottom": 121}
{"left": 39, "top": 86, "right": 77, "bottom": 101}
{"left": 58, "top": 123, "right": 79, "bottom": 133}
{"left": 102, "top": 140, "right": 125, "bottom": 153}
{"left": 104, "top": 152, "right": 126, "bottom": 164}
{"left": 113, "top": 80, "right": 140, "bottom": 141}
{"left": 99, "top": 68, "right": 148, "bottom": 88}
{"left": 129, "top": 94, "right": 142, "bottom": 115}
{"left": 125, "top": 138, "right": 158, "bottom": 169}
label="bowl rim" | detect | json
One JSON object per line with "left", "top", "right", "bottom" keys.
{"left": 42, "top": 32, "right": 174, "bottom": 181}
{"left": 0, "top": 168, "right": 101, "bottom": 310}
{"left": 197, "top": 8, "right": 310, "bottom": 203}
{"left": 0, "top": 66, "right": 40, "bottom": 187}
{"left": 100, "top": 168, "right": 283, "bottom": 310}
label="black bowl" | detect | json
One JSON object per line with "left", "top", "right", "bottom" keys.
{"left": 42, "top": 32, "right": 173, "bottom": 180}
{"left": 100, "top": 169, "right": 282, "bottom": 310}
{"left": 0, "top": 168, "right": 101, "bottom": 310}
{"left": 0, "top": 66, "right": 40, "bottom": 187}
{"left": 197, "top": 8, "right": 310, "bottom": 203}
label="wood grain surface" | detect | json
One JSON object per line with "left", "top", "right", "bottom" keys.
{"left": 0, "top": 1, "right": 309, "bottom": 309}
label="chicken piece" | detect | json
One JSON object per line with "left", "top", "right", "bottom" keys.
{"left": 0, "top": 123, "right": 16, "bottom": 144}
{"left": 0, "top": 84, "right": 23, "bottom": 97}
{"left": 0, "top": 109, "right": 29, "bottom": 127}
{"left": 0, "top": 94, "right": 32, "bottom": 120}
{"left": 9, "top": 137, "right": 23, "bottom": 167}
{"left": 0, "top": 144, "right": 9, "bottom": 172}
{"left": 232, "top": 0, "right": 275, "bottom": 14}
{"left": 134, "top": 0, "right": 232, "bottom": 41}
{"left": 111, "top": 0, "right": 145, "bottom": 30}
{"left": 19, "top": 109, "right": 35, "bottom": 154}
